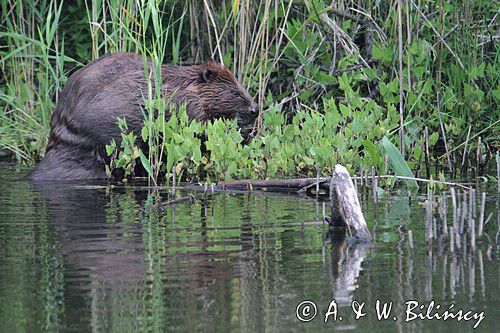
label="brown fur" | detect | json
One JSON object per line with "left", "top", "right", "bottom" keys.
{"left": 28, "top": 52, "right": 258, "bottom": 180}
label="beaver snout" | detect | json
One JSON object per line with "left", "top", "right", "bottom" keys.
{"left": 250, "top": 102, "right": 259, "bottom": 117}
{"left": 237, "top": 101, "right": 259, "bottom": 127}
{"left": 249, "top": 102, "right": 259, "bottom": 116}
{"left": 237, "top": 103, "right": 259, "bottom": 127}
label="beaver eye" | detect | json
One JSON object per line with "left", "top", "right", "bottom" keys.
{"left": 231, "top": 90, "right": 240, "bottom": 97}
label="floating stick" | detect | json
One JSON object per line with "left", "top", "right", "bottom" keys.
{"left": 172, "top": 166, "right": 176, "bottom": 196}
{"left": 469, "top": 188, "right": 476, "bottom": 250}
{"left": 425, "top": 199, "right": 433, "bottom": 243}
{"left": 316, "top": 170, "right": 320, "bottom": 199}
{"left": 451, "top": 188, "right": 457, "bottom": 232}
{"left": 408, "top": 229, "right": 414, "bottom": 249}
{"left": 478, "top": 250, "right": 485, "bottom": 298}
{"left": 442, "top": 195, "right": 448, "bottom": 236}
{"left": 497, "top": 151, "right": 500, "bottom": 194}
{"left": 450, "top": 226, "right": 454, "bottom": 252}
{"left": 372, "top": 167, "right": 378, "bottom": 207}
{"left": 478, "top": 192, "right": 486, "bottom": 237}
{"left": 359, "top": 165, "right": 364, "bottom": 188}
{"left": 460, "top": 190, "right": 467, "bottom": 235}
{"left": 472, "top": 188, "right": 477, "bottom": 219}
{"left": 203, "top": 182, "right": 208, "bottom": 206}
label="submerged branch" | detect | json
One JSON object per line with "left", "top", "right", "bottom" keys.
{"left": 218, "top": 174, "right": 473, "bottom": 192}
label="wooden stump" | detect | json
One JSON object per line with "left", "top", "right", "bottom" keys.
{"left": 331, "top": 165, "right": 371, "bottom": 242}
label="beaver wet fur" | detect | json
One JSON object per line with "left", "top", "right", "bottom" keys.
{"left": 28, "top": 52, "right": 258, "bottom": 180}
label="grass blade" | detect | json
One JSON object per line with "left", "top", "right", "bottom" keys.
{"left": 381, "top": 136, "right": 418, "bottom": 189}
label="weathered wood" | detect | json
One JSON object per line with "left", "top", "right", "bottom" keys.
{"left": 329, "top": 175, "right": 343, "bottom": 228}
{"left": 218, "top": 178, "right": 329, "bottom": 191}
{"left": 331, "top": 165, "right": 371, "bottom": 241}
{"left": 218, "top": 174, "right": 472, "bottom": 192}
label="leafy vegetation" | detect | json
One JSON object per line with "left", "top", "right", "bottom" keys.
{"left": 1, "top": 0, "right": 498, "bottom": 183}
{"left": 109, "top": 94, "right": 398, "bottom": 182}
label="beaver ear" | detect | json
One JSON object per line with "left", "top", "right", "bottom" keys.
{"left": 201, "top": 69, "right": 217, "bottom": 83}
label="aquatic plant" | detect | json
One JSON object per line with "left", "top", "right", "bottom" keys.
{"left": 107, "top": 90, "right": 406, "bottom": 183}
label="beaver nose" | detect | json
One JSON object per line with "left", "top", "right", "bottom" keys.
{"left": 250, "top": 102, "right": 259, "bottom": 116}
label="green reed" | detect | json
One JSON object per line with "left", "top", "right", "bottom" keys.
{"left": 1, "top": 0, "right": 498, "bottom": 182}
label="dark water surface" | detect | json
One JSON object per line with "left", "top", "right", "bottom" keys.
{"left": 0, "top": 164, "right": 498, "bottom": 332}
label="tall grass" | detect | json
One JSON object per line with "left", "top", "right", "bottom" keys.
{"left": 0, "top": 0, "right": 77, "bottom": 161}
{"left": 1, "top": 0, "right": 498, "bottom": 181}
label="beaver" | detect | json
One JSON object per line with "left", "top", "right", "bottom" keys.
{"left": 28, "top": 52, "right": 258, "bottom": 180}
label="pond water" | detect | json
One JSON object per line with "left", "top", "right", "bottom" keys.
{"left": 0, "top": 163, "right": 498, "bottom": 332}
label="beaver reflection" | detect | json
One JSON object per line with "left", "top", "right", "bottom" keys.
{"left": 32, "top": 182, "right": 142, "bottom": 282}
{"left": 31, "top": 181, "right": 255, "bottom": 328}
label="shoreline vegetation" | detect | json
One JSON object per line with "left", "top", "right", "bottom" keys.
{"left": 1, "top": 0, "right": 498, "bottom": 185}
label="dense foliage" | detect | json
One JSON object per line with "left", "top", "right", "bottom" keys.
{"left": 1, "top": 0, "right": 498, "bottom": 183}
{"left": 107, "top": 99, "right": 398, "bottom": 182}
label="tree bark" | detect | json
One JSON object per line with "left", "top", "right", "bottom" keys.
{"left": 331, "top": 165, "right": 371, "bottom": 241}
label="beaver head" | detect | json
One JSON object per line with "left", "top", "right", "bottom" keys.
{"left": 164, "top": 61, "right": 259, "bottom": 127}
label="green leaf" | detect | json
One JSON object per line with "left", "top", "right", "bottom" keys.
{"left": 362, "top": 139, "right": 381, "bottom": 167}
{"left": 372, "top": 43, "right": 392, "bottom": 63}
{"left": 192, "top": 140, "right": 202, "bottom": 163}
{"left": 105, "top": 140, "right": 116, "bottom": 156}
{"left": 139, "top": 150, "right": 152, "bottom": 176}
{"left": 429, "top": 132, "right": 439, "bottom": 146}
{"left": 303, "top": 156, "right": 315, "bottom": 165}
{"left": 372, "top": 43, "right": 385, "bottom": 61}
{"left": 381, "top": 136, "right": 418, "bottom": 189}
{"left": 141, "top": 126, "right": 149, "bottom": 141}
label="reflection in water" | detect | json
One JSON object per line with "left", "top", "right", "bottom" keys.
{"left": 327, "top": 230, "right": 369, "bottom": 306}
{"left": 0, "top": 165, "right": 498, "bottom": 332}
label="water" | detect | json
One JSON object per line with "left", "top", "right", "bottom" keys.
{"left": 0, "top": 163, "right": 498, "bottom": 332}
